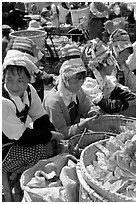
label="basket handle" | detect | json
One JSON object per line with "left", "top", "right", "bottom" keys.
{"left": 74, "top": 128, "right": 87, "bottom": 151}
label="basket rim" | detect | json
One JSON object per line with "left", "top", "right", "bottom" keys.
{"left": 69, "top": 131, "right": 117, "bottom": 141}
{"left": 93, "top": 114, "right": 136, "bottom": 121}
{"left": 79, "top": 139, "right": 136, "bottom": 202}
{"left": 76, "top": 161, "right": 108, "bottom": 202}
{"left": 10, "top": 29, "right": 46, "bottom": 38}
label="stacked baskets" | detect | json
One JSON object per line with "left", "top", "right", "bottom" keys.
{"left": 10, "top": 30, "right": 46, "bottom": 50}
{"left": 74, "top": 114, "right": 136, "bottom": 202}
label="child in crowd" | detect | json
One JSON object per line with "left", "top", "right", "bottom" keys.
{"left": 82, "top": 38, "right": 136, "bottom": 117}
{"left": 40, "top": 8, "right": 51, "bottom": 26}
{"left": 2, "top": 55, "right": 64, "bottom": 174}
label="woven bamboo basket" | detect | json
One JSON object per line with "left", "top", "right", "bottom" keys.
{"left": 10, "top": 30, "right": 46, "bottom": 50}
{"left": 76, "top": 162, "right": 108, "bottom": 202}
{"left": 87, "top": 114, "right": 136, "bottom": 134}
{"left": 68, "top": 131, "right": 116, "bottom": 158}
{"left": 79, "top": 139, "right": 136, "bottom": 202}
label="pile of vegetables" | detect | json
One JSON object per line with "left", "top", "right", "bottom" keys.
{"left": 86, "top": 121, "right": 136, "bottom": 199}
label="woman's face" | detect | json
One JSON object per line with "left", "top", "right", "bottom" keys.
{"left": 104, "top": 64, "right": 114, "bottom": 75}
{"left": 67, "top": 72, "right": 86, "bottom": 93}
{"left": 100, "top": 63, "right": 114, "bottom": 76}
{"left": 116, "top": 49, "right": 131, "bottom": 65}
{"left": 4, "top": 66, "right": 30, "bottom": 97}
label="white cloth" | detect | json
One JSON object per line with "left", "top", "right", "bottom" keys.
{"left": 57, "top": 78, "right": 77, "bottom": 107}
{"left": 82, "top": 73, "right": 116, "bottom": 105}
{"left": 4, "top": 84, "right": 29, "bottom": 112}
{"left": 4, "top": 49, "right": 43, "bottom": 65}
{"left": 21, "top": 154, "right": 79, "bottom": 202}
{"left": 3, "top": 51, "right": 40, "bottom": 83}
{"left": 2, "top": 84, "right": 45, "bottom": 140}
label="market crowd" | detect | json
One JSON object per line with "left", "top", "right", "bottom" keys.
{"left": 2, "top": 2, "right": 136, "bottom": 202}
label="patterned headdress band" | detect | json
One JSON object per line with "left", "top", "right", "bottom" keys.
{"left": 108, "top": 28, "right": 133, "bottom": 57}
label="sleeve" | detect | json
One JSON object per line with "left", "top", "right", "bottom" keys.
{"left": 17, "top": 125, "right": 52, "bottom": 146}
{"left": 2, "top": 97, "right": 26, "bottom": 140}
{"left": 2, "top": 99, "right": 53, "bottom": 146}
{"left": 77, "top": 88, "right": 92, "bottom": 118}
{"left": 2, "top": 85, "right": 54, "bottom": 145}
{"left": 96, "top": 85, "right": 132, "bottom": 114}
{"left": 43, "top": 93, "right": 81, "bottom": 139}
{"left": 97, "top": 98, "right": 129, "bottom": 114}
{"left": 33, "top": 114, "right": 55, "bottom": 131}
{"left": 110, "top": 85, "right": 136, "bottom": 102}
{"left": 28, "top": 84, "right": 47, "bottom": 121}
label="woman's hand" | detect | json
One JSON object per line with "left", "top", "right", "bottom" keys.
{"left": 78, "top": 115, "right": 100, "bottom": 131}
{"left": 51, "top": 131, "right": 65, "bottom": 143}
{"left": 88, "top": 107, "right": 103, "bottom": 117}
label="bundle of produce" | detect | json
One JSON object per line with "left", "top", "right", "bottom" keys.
{"left": 80, "top": 121, "right": 136, "bottom": 202}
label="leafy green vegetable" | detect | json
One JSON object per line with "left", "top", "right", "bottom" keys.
{"left": 86, "top": 121, "right": 136, "bottom": 198}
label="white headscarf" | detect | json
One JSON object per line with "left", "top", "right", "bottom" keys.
{"left": 3, "top": 53, "right": 39, "bottom": 83}
{"left": 57, "top": 58, "right": 87, "bottom": 106}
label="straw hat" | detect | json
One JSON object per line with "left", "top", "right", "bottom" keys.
{"left": 27, "top": 20, "right": 43, "bottom": 30}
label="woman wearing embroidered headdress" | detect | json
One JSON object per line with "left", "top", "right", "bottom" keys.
{"left": 81, "top": 38, "right": 136, "bottom": 117}
{"left": 43, "top": 44, "right": 103, "bottom": 139}
{"left": 108, "top": 28, "right": 136, "bottom": 93}
{"left": 6, "top": 37, "right": 54, "bottom": 102}
{"left": 2, "top": 54, "right": 64, "bottom": 174}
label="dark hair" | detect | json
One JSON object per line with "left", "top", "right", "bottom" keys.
{"left": 127, "top": 47, "right": 133, "bottom": 55}
{"left": 3, "top": 65, "right": 31, "bottom": 80}
{"left": 120, "top": 47, "right": 133, "bottom": 55}
{"left": 75, "top": 71, "right": 87, "bottom": 80}
{"left": 2, "top": 30, "right": 10, "bottom": 36}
